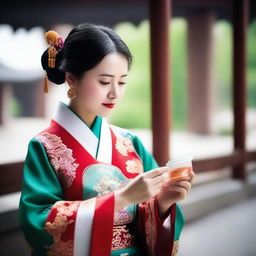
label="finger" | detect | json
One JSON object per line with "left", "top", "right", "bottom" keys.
{"left": 144, "top": 167, "right": 169, "bottom": 178}
{"left": 150, "top": 182, "right": 164, "bottom": 197}
{"left": 168, "top": 181, "right": 191, "bottom": 191}
{"left": 188, "top": 171, "right": 196, "bottom": 183}
{"left": 166, "top": 175, "right": 190, "bottom": 184}
{"left": 151, "top": 173, "right": 165, "bottom": 184}
{"left": 167, "top": 186, "right": 188, "bottom": 196}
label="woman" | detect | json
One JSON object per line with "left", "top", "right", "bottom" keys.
{"left": 19, "top": 23, "right": 195, "bottom": 256}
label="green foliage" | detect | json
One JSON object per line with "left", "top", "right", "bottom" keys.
{"left": 11, "top": 97, "right": 21, "bottom": 117}
{"left": 247, "top": 20, "right": 256, "bottom": 107}
{"left": 110, "top": 19, "right": 188, "bottom": 130}
{"left": 109, "top": 18, "right": 256, "bottom": 129}
{"left": 214, "top": 20, "right": 256, "bottom": 109}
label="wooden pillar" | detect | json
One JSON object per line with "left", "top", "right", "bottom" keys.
{"left": 34, "top": 79, "right": 46, "bottom": 117}
{"left": 149, "top": 0, "right": 171, "bottom": 166}
{"left": 187, "top": 12, "right": 215, "bottom": 134}
{"left": 232, "top": 0, "right": 249, "bottom": 181}
{"left": 0, "top": 83, "right": 12, "bottom": 126}
{"left": 0, "top": 83, "right": 4, "bottom": 125}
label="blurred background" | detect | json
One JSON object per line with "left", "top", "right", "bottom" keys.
{"left": 0, "top": 0, "right": 255, "bottom": 255}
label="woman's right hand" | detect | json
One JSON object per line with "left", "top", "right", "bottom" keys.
{"left": 114, "top": 167, "right": 169, "bottom": 211}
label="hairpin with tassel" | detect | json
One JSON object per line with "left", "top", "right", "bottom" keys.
{"left": 43, "top": 30, "right": 64, "bottom": 93}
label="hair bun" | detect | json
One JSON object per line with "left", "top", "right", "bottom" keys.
{"left": 41, "top": 30, "right": 65, "bottom": 86}
{"left": 41, "top": 49, "right": 65, "bottom": 85}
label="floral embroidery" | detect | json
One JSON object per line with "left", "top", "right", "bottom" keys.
{"left": 46, "top": 215, "right": 73, "bottom": 241}
{"left": 53, "top": 200, "right": 81, "bottom": 216}
{"left": 143, "top": 198, "right": 157, "bottom": 256}
{"left": 114, "top": 207, "right": 134, "bottom": 225}
{"left": 111, "top": 225, "right": 135, "bottom": 251}
{"left": 93, "top": 174, "right": 120, "bottom": 195}
{"left": 171, "top": 240, "right": 179, "bottom": 256}
{"left": 115, "top": 135, "right": 134, "bottom": 156}
{"left": 93, "top": 174, "right": 131, "bottom": 194}
{"left": 35, "top": 132, "right": 79, "bottom": 189}
{"left": 45, "top": 240, "right": 73, "bottom": 256}
{"left": 93, "top": 174, "right": 135, "bottom": 225}
{"left": 125, "top": 159, "right": 144, "bottom": 174}
{"left": 44, "top": 201, "right": 81, "bottom": 256}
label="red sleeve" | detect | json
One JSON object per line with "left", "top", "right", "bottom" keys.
{"left": 136, "top": 196, "right": 177, "bottom": 256}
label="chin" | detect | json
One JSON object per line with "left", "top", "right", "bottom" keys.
{"left": 99, "top": 111, "right": 112, "bottom": 118}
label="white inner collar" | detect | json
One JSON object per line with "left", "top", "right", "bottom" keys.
{"left": 52, "top": 101, "right": 112, "bottom": 163}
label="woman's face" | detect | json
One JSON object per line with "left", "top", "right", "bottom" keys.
{"left": 71, "top": 52, "right": 128, "bottom": 117}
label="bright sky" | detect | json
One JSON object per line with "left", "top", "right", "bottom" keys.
{"left": 0, "top": 24, "right": 47, "bottom": 71}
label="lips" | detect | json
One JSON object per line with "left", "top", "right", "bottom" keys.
{"left": 102, "top": 103, "right": 115, "bottom": 109}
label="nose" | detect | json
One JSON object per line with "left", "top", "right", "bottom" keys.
{"left": 108, "top": 82, "right": 120, "bottom": 99}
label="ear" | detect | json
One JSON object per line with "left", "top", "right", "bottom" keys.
{"left": 65, "top": 72, "right": 76, "bottom": 88}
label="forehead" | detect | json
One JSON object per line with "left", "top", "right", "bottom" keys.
{"left": 91, "top": 52, "right": 128, "bottom": 76}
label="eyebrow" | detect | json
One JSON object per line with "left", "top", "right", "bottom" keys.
{"left": 98, "top": 73, "right": 127, "bottom": 77}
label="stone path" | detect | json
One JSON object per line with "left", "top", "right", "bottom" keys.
{"left": 178, "top": 197, "right": 256, "bottom": 256}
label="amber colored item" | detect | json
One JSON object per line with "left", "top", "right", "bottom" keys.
{"left": 168, "top": 166, "right": 192, "bottom": 181}
{"left": 47, "top": 46, "right": 58, "bottom": 68}
{"left": 44, "top": 74, "right": 49, "bottom": 93}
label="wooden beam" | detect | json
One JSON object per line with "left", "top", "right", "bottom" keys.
{"left": 193, "top": 150, "right": 243, "bottom": 173}
{"left": 247, "top": 150, "right": 256, "bottom": 162}
{"left": 149, "top": 0, "right": 171, "bottom": 166}
{"left": 0, "top": 162, "right": 24, "bottom": 195}
{"left": 1, "top": 149, "right": 256, "bottom": 195}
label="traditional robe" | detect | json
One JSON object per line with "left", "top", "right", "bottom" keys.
{"left": 19, "top": 100, "right": 184, "bottom": 256}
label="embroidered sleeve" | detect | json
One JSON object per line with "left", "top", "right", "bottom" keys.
{"left": 135, "top": 196, "right": 177, "bottom": 256}
{"left": 19, "top": 138, "right": 115, "bottom": 256}
{"left": 130, "top": 134, "right": 159, "bottom": 172}
{"left": 109, "top": 128, "right": 184, "bottom": 255}
{"left": 125, "top": 133, "right": 179, "bottom": 255}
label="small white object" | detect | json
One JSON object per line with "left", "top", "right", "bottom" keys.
{"left": 165, "top": 156, "right": 193, "bottom": 172}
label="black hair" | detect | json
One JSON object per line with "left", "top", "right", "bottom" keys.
{"left": 41, "top": 23, "right": 133, "bottom": 84}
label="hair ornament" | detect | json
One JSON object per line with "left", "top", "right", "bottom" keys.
{"left": 45, "top": 30, "right": 64, "bottom": 68}
{"left": 43, "top": 30, "right": 64, "bottom": 93}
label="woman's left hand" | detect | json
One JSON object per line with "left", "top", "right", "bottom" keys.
{"left": 156, "top": 170, "right": 196, "bottom": 217}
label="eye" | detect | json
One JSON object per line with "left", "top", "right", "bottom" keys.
{"left": 99, "top": 81, "right": 110, "bottom": 85}
{"left": 119, "top": 82, "right": 126, "bottom": 85}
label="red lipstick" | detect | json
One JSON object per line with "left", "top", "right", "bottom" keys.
{"left": 102, "top": 103, "right": 115, "bottom": 109}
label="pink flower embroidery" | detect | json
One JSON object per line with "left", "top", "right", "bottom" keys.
{"left": 125, "top": 159, "right": 144, "bottom": 174}
{"left": 114, "top": 207, "right": 134, "bottom": 225}
{"left": 35, "top": 132, "right": 79, "bottom": 189}
{"left": 115, "top": 136, "right": 134, "bottom": 156}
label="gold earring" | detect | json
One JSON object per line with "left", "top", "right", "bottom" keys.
{"left": 67, "top": 88, "right": 77, "bottom": 99}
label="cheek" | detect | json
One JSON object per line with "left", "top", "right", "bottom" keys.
{"left": 79, "top": 80, "right": 104, "bottom": 100}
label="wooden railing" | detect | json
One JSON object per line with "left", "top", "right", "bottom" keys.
{"left": 0, "top": 162, "right": 24, "bottom": 195}
{"left": 1, "top": 148, "right": 256, "bottom": 196}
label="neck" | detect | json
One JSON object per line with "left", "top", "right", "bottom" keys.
{"left": 68, "top": 100, "right": 96, "bottom": 128}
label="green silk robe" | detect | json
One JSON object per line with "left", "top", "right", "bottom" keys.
{"left": 19, "top": 101, "right": 184, "bottom": 256}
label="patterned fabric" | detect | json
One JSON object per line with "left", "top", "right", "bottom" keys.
{"left": 44, "top": 201, "right": 81, "bottom": 256}
{"left": 125, "top": 159, "right": 144, "bottom": 174}
{"left": 35, "top": 132, "right": 79, "bottom": 189}
{"left": 19, "top": 113, "right": 185, "bottom": 256}
{"left": 112, "top": 225, "right": 135, "bottom": 250}
{"left": 141, "top": 197, "right": 157, "bottom": 256}
{"left": 171, "top": 240, "right": 179, "bottom": 256}
{"left": 115, "top": 135, "right": 135, "bottom": 156}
